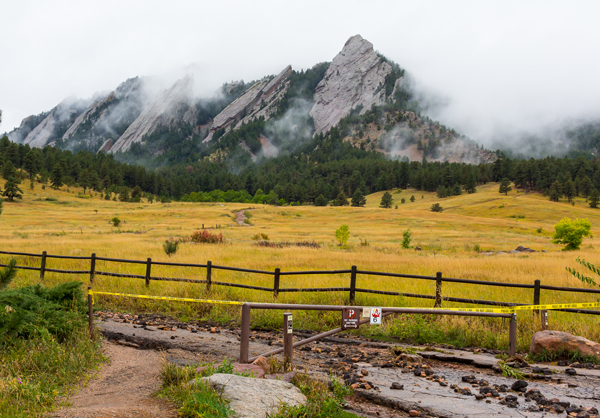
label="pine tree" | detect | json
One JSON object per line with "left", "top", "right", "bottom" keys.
{"left": 380, "top": 191, "right": 393, "bottom": 208}
{"left": 589, "top": 188, "right": 600, "bottom": 208}
{"left": 2, "top": 160, "right": 15, "bottom": 180}
{"left": 564, "top": 180, "right": 576, "bottom": 202}
{"left": 315, "top": 194, "right": 328, "bottom": 207}
{"left": 50, "top": 163, "right": 63, "bottom": 189}
{"left": 549, "top": 180, "right": 562, "bottom": 201}
{"left": 410, "top": 195, "right": 415, "bottom": 202}
{"left": 335, "top": 191, "right": 349, "bottom": 206}
{"left": 499, "top": 178, "right": 512, "bottom": 195}
{"left": 465, "top": 172, "right": 477, "bottom": 194}
{"left": 2, "top": 177, "right": 23, "bottom": 201}
{"left": 351, "top": 190, "right": 366, "bottom": 207}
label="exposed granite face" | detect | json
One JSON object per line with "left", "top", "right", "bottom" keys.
{"left": 22, "top": 111, "right": 56, "bottom": 148}
{"left": 203, "top": 65, "right": 292, "bottom": 143}
{"left": 310, "top": 35, "right": 392, "bottom": 135}
{"left": 108, "top": 74, "right": 194, "bottom": 153}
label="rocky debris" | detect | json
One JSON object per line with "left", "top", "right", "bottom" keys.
{"left": 511, "top": 380, "right": 528, "bottom": 392}
{"left": 197, "top": 373, "right": 307, "bottom": 418}
{"left": 515, "top": 245, "right": 536, "bottom": 253}
{"left": 390, "top": 382, "right": 404, "bottom": 390}
{"left": 530, "top": 330, "right": 600, "bottom": 361}
{"left": 310, "top": 35, "right": 392, "bottom": 135}
{"left": 204, "top": 65, "right": 292, "bottom": 143}
{"left": 480, "top": 245, "right": 542, "bottom": 256}
{"left": 108, "top": 74, "right": 195, "bottom": 153}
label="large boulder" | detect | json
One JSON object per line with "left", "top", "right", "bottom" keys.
{"left": 198, "top": 373, "right": 306, "bottom": 418}
{"left": 530, "top": 330, "right": 600, "bottom": 360}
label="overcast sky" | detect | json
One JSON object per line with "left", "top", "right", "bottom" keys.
{"left": 2, "top": 0, "right": 600, "bottom": 144}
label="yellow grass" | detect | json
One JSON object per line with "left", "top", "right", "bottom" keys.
{"left": 2, "top": 180, "right": 600, "bottom": 351}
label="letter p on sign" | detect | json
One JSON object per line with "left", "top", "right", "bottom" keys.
{"left": 370, "top": 307, "right": 382, "bottom": 325}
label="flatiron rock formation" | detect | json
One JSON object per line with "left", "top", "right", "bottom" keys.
{"left": 107, "top": 74, "right": 194, "bottom": 153}
{"left": 310, "top": 35, "right": 392, "bottom": 135}
{"left": 203, "top": 65, "right": 292, "bottom": 143}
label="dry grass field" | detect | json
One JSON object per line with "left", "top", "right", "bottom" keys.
{"left": 2, "top": 180, "right": 600, "bottom": 352}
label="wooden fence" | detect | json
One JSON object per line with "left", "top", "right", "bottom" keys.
{"left": 2, "top": 249, "right": 600, "bottom": 316}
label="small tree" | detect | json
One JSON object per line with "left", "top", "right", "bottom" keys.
{"left": 118, "top": 189, "right": 130, "bottom": 202}
{"left": 335, "top": 225, "right": 350, "bottom": 248}
{"left": 401, "top": 229, "right": 412, "bottom": 249}
{"left": 163, "top": 239, "right": 179, "bottom": 257}
{"left": 552, "top": 217, "right": 592, "bottom": 251}
{"left": 589, "top": 188, "right": 599, "bottom": 208}
{"left": 3, "top": 177, "right": 23, "bottom": 201}
{"left": 111, "top": 217, "right": 121, "bottom": 227}
{"left": 465, "top": 172, "right": 477, "bottom": 194}
{"left": 430, "top": 203, "right": 443, "bottom": 212}
{"left": 315, "top": 194, "right": 328, "bottom": 206}
{"left": 334, "top": 191, "right": 349, "bottom": 206}
{"left": 410, "top": 195, "right": 415, "bottom": 202}
{"left": 380, "top": 191, "right": 393, "bottom": 208}
{"left": 50, "top": 163, "right": 63, "bottom": 189}
{"left": 351, "top": 190, "right": 366, "bottom": 207}
{"left": 499, "top": 178, "right": 512, "bottom": 195}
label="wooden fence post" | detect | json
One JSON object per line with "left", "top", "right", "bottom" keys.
{"left": 89, "top": 253, "right": 96, "bottom": 284}
{"left": 240, "top": 304, "right": 251, "bottom": 363}
{"left": 206, "top": 260, "right": 212, "bottom": 291}
{"left": 509, "top": 313, "right": 517, "bottom": 356}
{"left": 533, "top": 279, "right": 541, "bottom": 317}
{"left": 283, "top": 313, "right": 293, "bottom": 371}
{"left": 40, "top": 251, "right": 47, "bottom": 280}
{"left": 349, "top": 266, "right": 357, "bottom": 303}
{"left": 145, "top": 258, "right": 152, "bottom": 287}
{"left": 434, "top": 272, "right": 443, "bottom": 308}
{"left": 273, "top": 268, "right": 280, "bottom": 299}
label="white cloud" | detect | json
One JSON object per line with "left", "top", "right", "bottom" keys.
{"left": 2, "top": 0, "right": 600, "bottom": 147}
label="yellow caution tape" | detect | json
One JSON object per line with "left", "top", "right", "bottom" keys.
{"left": 88, "top": 290, "right": 600, "bottom": 314}
{"left": 88, "top": 290, "right": 243, "bottom": 306}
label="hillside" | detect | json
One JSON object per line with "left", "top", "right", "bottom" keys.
{"left": 4, "top": 35, "right": 494, "bottom": 168}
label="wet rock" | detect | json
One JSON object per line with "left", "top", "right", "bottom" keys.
{"left": 511, "top": 380, "right": 528, "bottom": 392}
{"left": 565, "top": 368, "right": 577, "bottom": 375}
{"left": 390, "top": 382, "right": 404, "bottom": 390}
{"left": 530, "top": 330, "right": 600, "bottom": 361}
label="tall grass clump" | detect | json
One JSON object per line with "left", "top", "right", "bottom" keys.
{"left": 0, "top": 280, "right": 105, "bottom": 416}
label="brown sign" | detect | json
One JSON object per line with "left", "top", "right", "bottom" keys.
{"left": 342, "top": 307, "right": 360, "bottom": 330}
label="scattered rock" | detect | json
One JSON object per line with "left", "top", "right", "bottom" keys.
{"left": 530, "top": 330, "right": 600, "bottom": 361}
{"left": 565, "top": 368, "right": 577, "bottom": 376}
{"left": 198, "top": 373, "right": 306, "bottom": 418}
{"left": 511, "top": 380, "right": 528, "bottom": 392}
{"left": 390, "top": 382, "right": 404, "bottom": 390}
{"left": 408, "top": 410, "right": 420, "bottom": 417}
{"left": 252, "top": 356, "right": 271, "bottom": 375}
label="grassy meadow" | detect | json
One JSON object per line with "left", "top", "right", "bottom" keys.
{"left": 2, "top": 180, "right": 600, "bottom": 352}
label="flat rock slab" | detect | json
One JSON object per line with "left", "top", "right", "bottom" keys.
{"left": 357, "top": 364, "right": 600, "bottom": 418}
{"left": 199, "top": 373, "right": 307, "bottom": 418}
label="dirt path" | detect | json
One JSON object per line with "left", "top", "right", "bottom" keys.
{"left": 51, "top": 341, "right": 176, "bottom": 418}
{"left": 233, "top": 209, "right": 251, "bottom": 226}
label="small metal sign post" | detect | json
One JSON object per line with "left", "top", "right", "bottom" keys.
{"left": 283, "top": 313, "right": 293, "bottom": 370}
{"left": 370, "top": 307, "right": 382, "bottom": 325}
{"left": 342, "top": 307, "right": 360, "bottom": 330}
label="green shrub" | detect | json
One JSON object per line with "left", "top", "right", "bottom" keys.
{"left": 335, "top": 225, "right": 350, "bottom": 248}
{"left": 401, "top": 229, "right": 412, "bottom": 249}
{"left": 163, "top": 239, "right": 180, "bottom": 257}
{"left": 0, "top": 281, "right": 86, "bottom": 344}
{"left": 111, "top": 217, "right": 121, "bottom": 227}
{"left": 430, "top": 203, "right": 443, "bottom": 212}
{"left": 0, "top": 259, "right": 17, "bottom": 291}
{"left": 552, "top": 217, "right": 592, "bottom": 250}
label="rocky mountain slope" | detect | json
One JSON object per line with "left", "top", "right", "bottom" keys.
{"left": 5, "top": 34, "right": 495, "bottom": 165}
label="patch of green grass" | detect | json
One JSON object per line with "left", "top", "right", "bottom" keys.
{"left": 272, "top": 375, "right": 358, "bottom": 418}
{"left": 529, "top": 348, "right": 600, "bottom": 364}
{"left": 157, "top": 359, "right": 253, "bottom": 417}
{"left": 0, "top": 326, "right": 105, "bottom": 417}
{"left": 498, "top": 361, "right": 526, "bottom": 379}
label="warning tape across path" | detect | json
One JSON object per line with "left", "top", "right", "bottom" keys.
{"left": 88, "top": 290, "right": 600, "bottom": 314}
{"left": 88, "top": 290, "right": 244, "bottom": 306}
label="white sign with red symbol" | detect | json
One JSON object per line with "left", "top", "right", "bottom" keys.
{"left": 370, "top": 307, "right": 382, "bottom": 325}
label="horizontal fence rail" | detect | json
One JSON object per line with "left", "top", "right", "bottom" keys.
{"left": 2, "top": 250, "right": 600, "bottom": 320}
